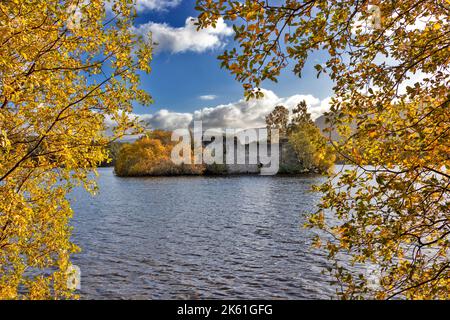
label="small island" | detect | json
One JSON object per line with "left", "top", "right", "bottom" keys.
{"left": 109, "top": 102, "right": 336, "bottom": 177}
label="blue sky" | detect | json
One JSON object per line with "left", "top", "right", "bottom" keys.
{"left": 128, "top": 0, "right": 335, "bottom": 129}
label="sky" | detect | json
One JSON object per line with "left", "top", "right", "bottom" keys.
{"left": 126, "top": 0, "right": 335, "bottom": 130}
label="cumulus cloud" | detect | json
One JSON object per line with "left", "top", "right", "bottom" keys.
{"left": 199, "top": 95, "right": 218, "bottom": 101}
{"left": 138, "top": 109, "right": 193, "bottom": 131}
{"left": 191, "top": 89, "right": 326, "bottom": 130}
{"left": 128, "top": 89, "right": 331, "bottom": 132}
{"left": 134, "top": 17, "right": 234, "bottom": 54}
{"left": 105, "top": 0, "right": 180, "bottom": 13}
{"left": 135, "top": 0, "right": 181, "bottom": 12}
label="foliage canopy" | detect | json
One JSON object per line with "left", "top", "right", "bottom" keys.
{"left": 288, "top": 102, "right": 336, "bottom": 173}
{"left": 0, "top": 0, "right": 152, "bottom": 298}
{"left": 197, "top": 0, "right": 450, "bottom": 299}
{"left": 265, "top": 103, "right": 335, "bottom": 173}
{"left": 115, "top": 130, "right": 205, "bottom": 176}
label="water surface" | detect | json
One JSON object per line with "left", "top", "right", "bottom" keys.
{"left": 70, "top": 168, "right": 336, "bottom": 299}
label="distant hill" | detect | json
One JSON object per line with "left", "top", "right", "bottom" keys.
{"left": 315, "top": 115, "right": 340, "bottom": 141}
{"left": 314, "top": 114, "right": 327, "bottom": 131}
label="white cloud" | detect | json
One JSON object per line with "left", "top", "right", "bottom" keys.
{"left": 127, "top": 89, "right": 330, "bottom": 132}
{"left": 192, "top": 89, "right": 325, "bottom": 130}
{"left": 135, "top": 0, "right": 181, "bottom": 12}
{"left": 199, "top": 95, "right": 218, "bottom": 101}
{"left": 134, "top": 17, "right": 233, "bottom": 54}
{"left": 105, "top": 0, "right": 180, "bottom": 13}
{"left": 138, "top": 109, "right": 193, "bottom": 131}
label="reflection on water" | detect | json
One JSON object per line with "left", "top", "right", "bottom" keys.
{"left": 70, "top": 168, "right": 336, "bottom": 299}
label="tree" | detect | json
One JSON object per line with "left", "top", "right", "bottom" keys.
{"left": 265, "top": 105, "right": 289, "bottom": 136}
{"left": 114, "top": 130, "right": 205, "bottom": 176}
{"left": 289, "top": 100, "right": 310, "bottom": 131}
{"left": 0, "top": 0, "right": 152, "bottom": 299}
{"left": 197, "top": 0, "right": 450, "bottom": 299}
{"left": 265, "top": 102, "right": 335, "bottom": 173}
{"left": 115, "top": 135, "right": 170, "bottom": 177}
{"left": 99, "top": 141, "right": 124, "bottom": 167}
{"left": 287, "top": 102, "right": 335, "bottom": 174}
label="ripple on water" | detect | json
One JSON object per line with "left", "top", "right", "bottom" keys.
{"left": 70, "top": 168, "right": 337, "bottom": 299}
